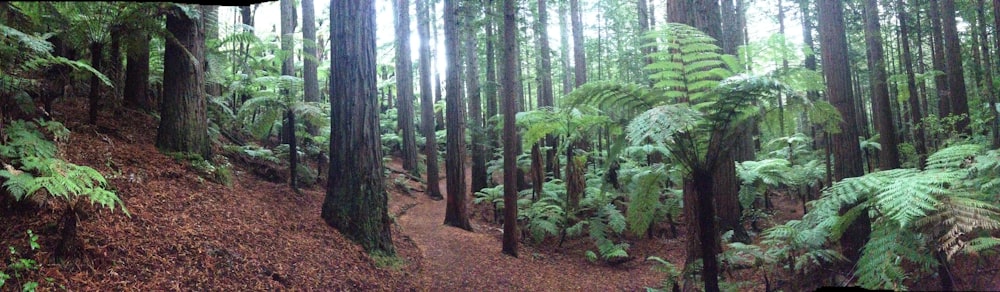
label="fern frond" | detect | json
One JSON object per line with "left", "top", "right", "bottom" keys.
{"left": 926, "top": 144, "right": 983, "bottom": 170}
{"left": 625, "top": 104, "right": 701, "bottom": 147}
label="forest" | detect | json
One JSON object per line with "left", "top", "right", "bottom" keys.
{"left": 2, "top": 0, "right": 1000, "bottom": 290}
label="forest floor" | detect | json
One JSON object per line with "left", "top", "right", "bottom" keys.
{"left": 3, "top": 98, "right": 1000, "bottom": 291}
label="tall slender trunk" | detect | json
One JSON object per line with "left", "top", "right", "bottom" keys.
{"left": 443, "top": 0, "right": 472, "bottom": 231}
{"left": 817, "top": 0, "right": 869, "bottom": 263}
{"left": 466, "top": 2, "right": 488, "bottom": 194}
{"left": 485, "top": 0, "right": 500, "bottom": 158}
{"left": 940, "top": 0, "right": 970, "bottom": 134}
{"left": 501, "top": 0, "right": 522, "bottom": 257}
{"left": 536, "top": 0, "right": 557, "bottom": 179}
{"left": 394, "top": 0, "right": 420, "bottom": 174}
{"left": 928, "top": 0, "right": 950, "bottom": 119}
{"left": 896, "top": 0, "right": 928, "bottom": 167}
{"left": 88, "top": 41, "right": 103, "bottom": 125}
{"left": 418, "top": 0, "right": 443, "bottom": 199}
{"left": 863, "top": 0, "right": 900, "bottom": 170}
{"left": 124, "top": 33, "right": 151, "bottom": 111}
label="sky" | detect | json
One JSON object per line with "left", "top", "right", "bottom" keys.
{"left": 218, "top": 0, "right": 805, "bottom": 76}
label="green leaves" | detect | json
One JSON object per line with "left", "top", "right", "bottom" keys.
{"left": 0, "top": 120, "right": 128, "bottom": 215}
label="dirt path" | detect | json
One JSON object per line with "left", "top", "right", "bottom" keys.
{"left": 389, "top": 167, "right": 673, "bottom": 291}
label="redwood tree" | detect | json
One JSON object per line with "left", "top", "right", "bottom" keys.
{"left": 418, "top": 0, "right": 443, "bottom": 199}
{"left": 394, "top": 0, "right": 419, "bottom": 175}
{"left": 501, "top": 0, "right": 522, "bottom": 257}
{"left": 465, "top": 2, "right": 488, "bottom": 194}
{"left": 940, "top": 0, "right": 970, "bottom": 134}
{"left": 443, "top": 0, "right": 472, "bottom": 231}
{"left": 157, "top": 4, "right": 210, "bottom": 159}
{"left": 322, "top": 0, "right": 395, "bottom": 255}
{"left": 863, "top": 0, "right": 900, "bottom": 170}
{"left": 817, "top": 0, "right": 869, "bottom": 263}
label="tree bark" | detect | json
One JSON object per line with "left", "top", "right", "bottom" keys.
{"left": 485, "top": 0, "right": 501, "bottom": 159}
{"left": 863, "top": 0, "right": 900, "bottom": 170}
{"left": 88, "top": 41, "right": 103, "bottom": 125}
{"left": 465, "top": 2, "right": 488, "bottom": 194}
{"left": 502, "top": 0, "right": 522, "bottom": 257}
{"left": 940, "top": 0, "right": 970, "bottom": 134}
{"left": 323, "top": 0, "right": 395, "bottom": 255}
{"left": 303, "top": 0, "right": 319, "bottom": 104}
{"left": 536, "top": 0, "right": 557, "bottom": 180}
{"left": 124, "top": 33, "right": 151, "bottom": 111}
{"left": 569, "top": 0, "right": 587, "bottom": 87}
{"left": 928, "top": 0, "right": 950, "bottom": 119}
{"left": 280, "top": 0, "right": 298, "bottom": 190}
{"left": 394, "top": 0, "right": 420, "bottom": 175}
{"left": 895, "top": 0, "right": 928, "bottom": 167}
{"left": 443, "top": 0, "right": 472, "bottom": 231}
{"left": 157, "top": 4, "right": 210, "bottom": 159}
{"left": 817, "top": 0, "right": 869, "bottom": 263}
{"left": 418, "top": 0, "right": 443, "bottom": 199}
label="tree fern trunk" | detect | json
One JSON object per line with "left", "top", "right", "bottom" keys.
{"left": 88, "top": 41, "right": 103, "bottom": 125}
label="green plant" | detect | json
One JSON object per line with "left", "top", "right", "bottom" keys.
{"left": 778, "top": 144, "right": 1000, "bottom": 290}
{"left": 1, "top": 230, "right": 42, "bottom": 291}
{"left": 645, "top": 256, "right": 681, "bottom": 292}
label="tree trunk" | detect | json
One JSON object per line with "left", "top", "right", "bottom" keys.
{"left": 323, "top": 0, "right": 395, "bottom": 255}
{"left": 124, "top": 33, "right": 151, "bottom": 111}
{"left": 418, "top": 0, "right": 443, "bottom": 199}
{"left": 394, "top": 0, "right": 420, "bottom": 175}
{"left": 502, "top": 0, "right": 522, "bottom": 257}
{"left": 88, "top": 41, "right": 103, "bottom": 125}
{"left": 928, "top": 0, "right": 950, "bottom": 119}
{"left": 280, "top": 0, "right": 298, "bottom": 190}
{"left": 817, "top": 0, "right": 869, "bottom": 263}
{"left": 443, "top": 0, "right": 472, "bottom": 231}
{"left": 569, "top": 0, "right": 587, "bottom": 87}
{"left": 940, "top": 0, "right": 970, "bottom": 134}
{"left": 536, "top": 0, "right": 557, "bottom": 180}
{"left": 109, "top": 28, "right": 124, "bottom": 104}
{"left": 157, "top": 4, "right": 210, "bottom": 159}
{"left": 303, "top": 0, "right": 320, "bottom": 106}
{"left": 465, "top": 2, "right": 488, "bottom": 194}
{"left": 987, "top": 0, "right": 1000, "bottom": 148}
{"left": 558, "top": 1, "right": 572, "bottom": 97}
{"left": 863, "top": 0, "right": 900, "bottom": 170}
{"left": 692, "top": 168, "right": 720, "bottom": 292}
{"left": 485, "top": 0, "right": 501, "bottom": 161}
{"left": 286, "top": 108, "right": 298, "bottom": 190}
{"left": 895, "top": 0, "right": 928, "bottom": 167}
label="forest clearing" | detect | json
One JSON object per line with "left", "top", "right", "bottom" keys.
{"left": 3, "top": 0, "right": 1000, "bottom": 291}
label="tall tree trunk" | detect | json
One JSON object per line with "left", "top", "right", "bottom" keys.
{"left": 569, "top": 0, "right": 587, "bottom": 87}
{"left": 718, "top": 0, "right": 751, "bottom": 244}
{"left": 465, "top": 2, "right": 488, "bottom": 194}
{"left": 989, "top": 0, "right": 1000, "bottom": 148}
{"left": 124, "top": 33, "right": 151, "bottom": 111}
{"left": 323, "top": 0, "right": 395, "bottom": 256}
{"left": 896, "top": 0, "right": 928, "bottom": 167}
{"left": 395, "top": 0, "right": 420, "bottom": 175}
{"left": 88, "top": 41, "right": 103, "bottom": 125}
{"left": 863, "top": 0, "right": 900, "bottom": 170}
{"left": 928, "top": 0, "right": 950, "bottom": 119}
{"left": 558, "top": 1, "right": 572, "bottom": 96}
{"left": 443, "top": 0, "right": 472, "bottom": 231}
{"left": 280, "top": 0, "right": 298, "bottom": 190}
{"left": 303, "top": 0, "right": 320, "bottom": 105}
{"left": 940, "top": 0, "right": 970, "bottom": 134}
{"left": 109, "top": 28, "right": 124, "bottom": 104}
{"left": 418, "top": 0, "right": 443, "bottom": 199}
{"left": 157, "top": 4, "right": 210, "bottom": 159}
{"left": 485, "top": 0, "right": 500, "bottom": 161}
{"left": 536, "top": 0, "right": 557, "bottom": 179}
{"left": 501, "top": 0, "right": 522, "bottom": 257}
{"left": 817, "top": 0, "right": 869, "bottom": 263}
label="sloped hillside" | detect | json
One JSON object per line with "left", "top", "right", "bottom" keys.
{"left": 1, "top": 98, "right": 422, "bottom": 290}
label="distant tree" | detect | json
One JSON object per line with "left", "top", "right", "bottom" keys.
{"left": 465, "top": 1, "right": 488, "bottom": 194}
{"left": 894, "top": 0, "right": 928, "bottom": 166}
{"left": 394, "top": 0, "right": 419, "bottom": 175}
{"left": 322, "top": 0, "right": 395, "bottom": 255}
{"left": 939, "top": 0, "right": 969, "bottom": 134}
{"left": 280, "top": 0, "right": 299, "bottom": 191}
{"left": 863, "top": 0, "right": 900, "bottom": 170}
{"left": 928, "top": 0, "right": 949, "bottom": 119}
{"left": 303, "top": 0, "right": 320, "bottom": 105}
{"left": 418, "top": 0, "right": 443, "bottom": 199}
{"left": 817, "top": 0, "right": 869, "bottom": 263}
{"left": 443, "top": 0, "right": 472, "bottom": 230}
{"left": 157, "top": 4, "right": 210, "bottom": 159}
{"left": 501, "top": 0, "right": 522, "bottom": 257}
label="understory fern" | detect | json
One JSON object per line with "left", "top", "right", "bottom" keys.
{"left": 777, "top": 144, "right": 1000, "bottom": 290}
{"left": 0, "top": 119, "right": 127, "bottom": 214}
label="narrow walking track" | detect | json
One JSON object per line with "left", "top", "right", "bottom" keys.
{"left": 389, "top": 168, "right": 669, "bottom": 291}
